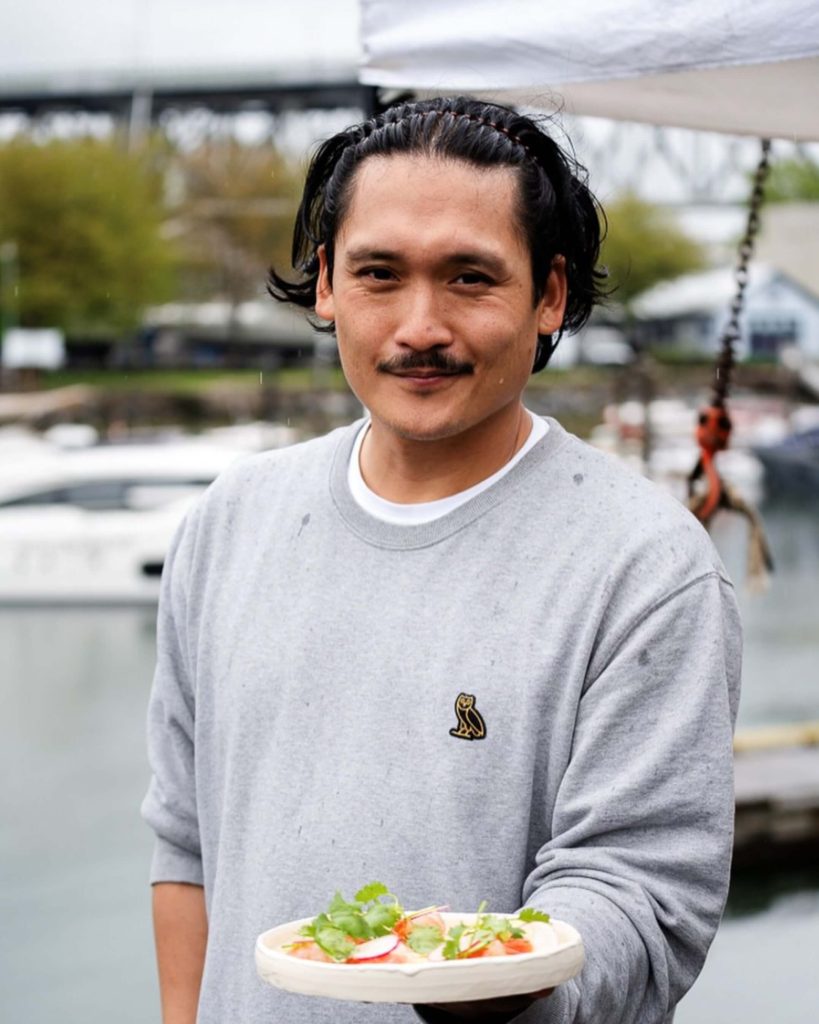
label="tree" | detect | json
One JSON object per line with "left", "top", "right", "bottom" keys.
{"left": 168, "top": 140, "right": 303, "bottom": 307}
{"left": 599, "top": 192, "right": 707, "bottom": 310}
{"left": 0, "top": 137, "right": 175, "bottom": 334}
{"left": 763, "top": 157, "right": 819, "bottom": 202}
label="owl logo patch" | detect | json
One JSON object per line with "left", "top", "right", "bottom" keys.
{"left": 449, "top": 692, "right": 486, "bottom": 741}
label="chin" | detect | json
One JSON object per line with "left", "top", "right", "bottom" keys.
{"left": 377, "top": 410, "right": 474, "bottom": 443}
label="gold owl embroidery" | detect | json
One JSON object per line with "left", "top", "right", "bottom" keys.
{"left": 449, "top": 692, "right": 486, "bottom": 741}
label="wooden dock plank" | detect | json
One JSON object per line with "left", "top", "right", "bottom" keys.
{"left": 733, "top": 732, "right": 819, "bottom": 866}
{"left": 735, "top": 746, "right": 819, "bottom": 804}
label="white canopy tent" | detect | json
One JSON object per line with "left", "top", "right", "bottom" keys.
{"left": 359, "top": 0, "right": 819, "bottom": 140}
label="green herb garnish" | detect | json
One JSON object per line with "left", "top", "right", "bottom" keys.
{"left": 296, "top": 885, "right": 551, "bottom": 963}
{"left": 441, "top": 903, "right": 548, "bottom": 959}
{"left": 355, "top": 882, "right": 392, "bottom": 903}
{"left": 406, "top": 925, "right": 445, "bottom": 955}
{"left": 442, "top": 923, "right": 467, "bottom": 960}
{"left": 313, "top": 924, "right": 356, "bottom": 961}
{"left": 299, "top": 882, "right": 404, "bottom": 961}
{"left": 517, "top": 908, "right": 551, "bottom": 924}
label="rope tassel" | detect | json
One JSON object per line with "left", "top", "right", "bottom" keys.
{"left": 688, "top": 461, "right": 774, "bottom": 593}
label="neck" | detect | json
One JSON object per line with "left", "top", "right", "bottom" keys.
{"left": 360, "top": 403, "right": 531, "bottom": 504}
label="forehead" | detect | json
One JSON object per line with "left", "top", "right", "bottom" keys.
{"left": 337, "top": 154, "right": 526, "bottom": 258}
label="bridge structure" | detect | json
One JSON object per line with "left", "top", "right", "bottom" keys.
{"left": 3, "top": 0, "right": 818, "bottom": 205}
{"left": 0, "top": 66, "right": 372, "bottom": 146}
{"left": 2, "top": 65, "right": 809, "bottom": 209}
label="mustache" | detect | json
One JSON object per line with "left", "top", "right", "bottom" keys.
{"left": 377, "top": 352, "right": 474, "bottom": 375}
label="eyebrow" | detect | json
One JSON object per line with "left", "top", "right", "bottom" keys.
{"left": 345, "top": 247, "right": 401, "bottom": 264}
{"left": 344, "top": 246, "right": 510, "bottom": 278}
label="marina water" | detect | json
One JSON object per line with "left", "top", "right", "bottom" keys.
{"left": 1, "top": 501, "right": 817, "bottom": 1022}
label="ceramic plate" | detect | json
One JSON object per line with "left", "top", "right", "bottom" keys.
{"left": 255, "top": 912, "right": 584, "bottom": 1004}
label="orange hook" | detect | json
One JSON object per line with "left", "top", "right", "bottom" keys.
{"left": 690, "top": 405, "right": 732, "bottom": 523}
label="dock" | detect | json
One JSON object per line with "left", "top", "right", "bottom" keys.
{"left": 733, "top": 722, "right": 819, "bottom": 867}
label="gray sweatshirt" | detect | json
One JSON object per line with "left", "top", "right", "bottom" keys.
{"left": 142, "top": 417, "right": 741, "bottom": 1024}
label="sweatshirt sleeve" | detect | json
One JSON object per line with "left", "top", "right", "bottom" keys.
{"left": 141, "top": 513, "right": 204, "bottom": 886}
{"left": 523, "top": 571, "right": 742, "bottom": 1024}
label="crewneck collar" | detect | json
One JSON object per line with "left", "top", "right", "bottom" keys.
{"left": 329, "top": 416, "right": 569, "bottom": 550}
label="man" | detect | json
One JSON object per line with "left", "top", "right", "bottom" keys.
{"left": 143, "top": 97, "right": 741, "bottom": 1024}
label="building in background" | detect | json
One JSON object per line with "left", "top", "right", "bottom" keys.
{"left": 633, "top": 264, "right": 819, "bottom": 362}
{"left": 135, "top": 300, "right": 330, "bottom": 370}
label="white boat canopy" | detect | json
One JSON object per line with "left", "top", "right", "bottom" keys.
{"left": 359, "top": 0, "right": 819, "bottom": 140}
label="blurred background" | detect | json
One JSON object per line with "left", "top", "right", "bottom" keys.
{"left": 1, "top": 2, "right": 818, "bottom": 1022}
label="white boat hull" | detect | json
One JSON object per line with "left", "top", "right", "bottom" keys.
{"left": 0, "top": 505, "right": 183, "bottom": 604}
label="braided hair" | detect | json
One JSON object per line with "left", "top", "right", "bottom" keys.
{"left": 268, "top": 96, "right": 607, "bottom": 372}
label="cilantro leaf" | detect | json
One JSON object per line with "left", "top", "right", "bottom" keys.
{"left": 314, "top": 925, "right": 356, "bottom": 961}
{"left": 442, "top": 923, "right": 466, "bottom": 960}
{"left": 406, "top": 925, "right": 445, "bottom": 955}
{"left": 364, "top": 902, "right": 401, "bottom": 936}
{"left": 300, "top": 912, "right": 330, "bottom": 939}
{"left": 355, "top": 881, "right": 391, "bottom": 903}
{"left": 328, "top": 891, "right": 360, "bottom": 915}
{"left": 440, "top": 903, "right": 542, "bottom": 960}
{"left": 517, "top": 908, "right": 551, "bottom": 924}
{"left": 300, "top": 882, "right": 406, "bottom": 954}
{"left": 331, "top": 909, "right": 372, "bottom": 940}
{"left": 483, "top": 914, "right": 514, "bottom": 940}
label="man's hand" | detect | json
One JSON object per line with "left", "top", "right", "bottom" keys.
{"left": 416, "top": 987, "right": 555, "bottom": 1023}
{"left": 152, "top": 881, "right": 208, "bottom": 1024}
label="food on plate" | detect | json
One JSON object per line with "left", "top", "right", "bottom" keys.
{"left": 282, "top": 882, "right": 552, "bottom": 965}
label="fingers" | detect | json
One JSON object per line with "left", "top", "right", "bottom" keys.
{"left": 422, "top": 987, "right": 555, "bottom": 1020}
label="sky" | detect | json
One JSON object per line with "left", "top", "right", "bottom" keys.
{"left": 0, "top": 0, "right": 361, "bottom": 82}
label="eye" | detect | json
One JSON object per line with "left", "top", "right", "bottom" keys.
{"left": 359, "top": 266, "right": 396, "bottom": 282}
{"left": 454, "top": 271, "right": 493, "bottom": 286}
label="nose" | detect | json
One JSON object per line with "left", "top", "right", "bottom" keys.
{"left": 392, "top": 283, "right": 454, "bottom": 350}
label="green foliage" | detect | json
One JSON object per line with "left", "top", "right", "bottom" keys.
{"left": 763, "top": 158, "right": 819, "bottom": 202}
{"left": 600, "top": 192, "right": 707, "bottom": 309}
{"left": 0, "top": 137, "right": 175, "bottom": 334}
{"left": 169, "top": 139, "right": 302, "bottom": 304}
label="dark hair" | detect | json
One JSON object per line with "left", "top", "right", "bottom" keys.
{"left": 268, "top": 96, "right": 607, "bottom": 372}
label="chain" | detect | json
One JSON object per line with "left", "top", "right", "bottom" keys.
{"left": 712, "top": 138, "right": 772, "bottom": 407}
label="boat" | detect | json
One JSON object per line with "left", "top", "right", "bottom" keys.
{"left": 0, "top": 429, "right": 292, "bottom": 604}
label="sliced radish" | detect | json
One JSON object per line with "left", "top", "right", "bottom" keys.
{"left": 347, "top": 934, "right": 399, "bottom": 962}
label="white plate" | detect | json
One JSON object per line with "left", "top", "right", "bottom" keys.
{"left": 255, "top": 912, "right": 584, "bottom": 1004}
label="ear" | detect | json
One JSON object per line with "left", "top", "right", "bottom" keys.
{"left": 314, "top": 245, "right": 335, "bottom": 322}
{"left": 536, "top": 255, "right": 568, "bottom": 336}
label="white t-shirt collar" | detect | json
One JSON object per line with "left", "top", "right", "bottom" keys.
{"left": 347, "top": 412, "right": 548, "bottom": 525}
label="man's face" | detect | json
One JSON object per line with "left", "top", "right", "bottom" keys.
{"left": 315, "top": 155, "right": 566, "bottom": 444}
